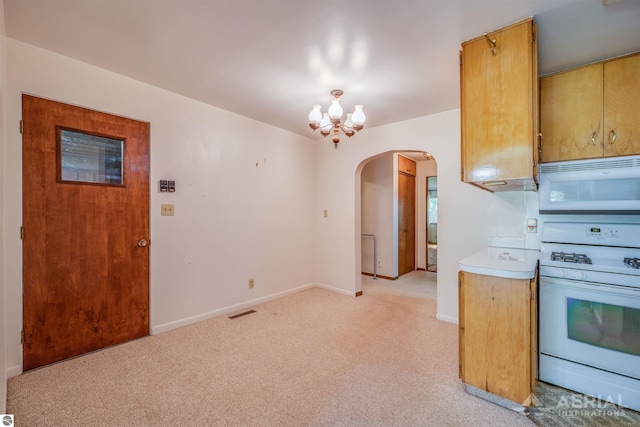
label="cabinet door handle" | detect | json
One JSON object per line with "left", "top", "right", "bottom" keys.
{"left": 610, "top": 130, "right": 617, "bottom": 144}
{"left": 590, "top": 131, "right": 597, "bottom": 146}
{"left": 484, "top": 33, "right": 497, "bottom": 56}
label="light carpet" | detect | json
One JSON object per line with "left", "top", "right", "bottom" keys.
{"left": 7, "top": 271, "right": 637, "bottom": 426}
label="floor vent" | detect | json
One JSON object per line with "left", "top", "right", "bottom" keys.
{"left": 228, "top": 309, "right": 256, "bottom": 319}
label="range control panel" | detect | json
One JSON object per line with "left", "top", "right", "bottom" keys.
{"left": 586, "top": 226, "right": 619, "bottom": 239}
{"left": 543, "top": 222, "right": 640, "bottom": 247}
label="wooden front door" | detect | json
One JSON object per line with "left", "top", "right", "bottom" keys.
{"left": 398, "top": 172, "right": 415, "bottom": 276}
{"left": 22, "top": 94, "right": 150, "bottom": 370}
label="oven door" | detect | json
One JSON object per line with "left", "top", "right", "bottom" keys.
{"left": 539, "top": 277, "right": 640, "bottom": 380}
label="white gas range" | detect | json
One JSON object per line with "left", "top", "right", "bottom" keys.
{"left": 539, "top": 222, "right": 640, "bottom": 412}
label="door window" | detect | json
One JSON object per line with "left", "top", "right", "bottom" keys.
{"left": 58, "top": 128, "right": 124, "bottom": 185}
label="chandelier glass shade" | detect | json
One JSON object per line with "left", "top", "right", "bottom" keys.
{"left": 308, "top": 89, "right": 365, "bottom": 148}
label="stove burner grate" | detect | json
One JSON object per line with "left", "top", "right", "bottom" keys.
{"left": 551, "top": 252, "right": 592, "bottom": 264}
{"left": 624, "top": 258, "right": 640, "bottom": 269}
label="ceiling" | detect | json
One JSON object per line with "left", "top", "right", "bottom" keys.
{"left": 4, "top": 0, "right": 640, "bottom": 139}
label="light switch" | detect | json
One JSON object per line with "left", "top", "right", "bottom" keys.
{"left": 161, "top": 204, "right": 174, "bottom": 216}
{"left": 324, "top": 209, "right": 328, "bottom": 217}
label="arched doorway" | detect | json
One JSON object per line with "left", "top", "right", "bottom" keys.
{"left": 357, "top": 150, "right": 437, "bottom": 297}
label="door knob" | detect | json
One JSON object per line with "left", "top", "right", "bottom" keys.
{"left": 137, "top": 238, "right": 149, "bottom": 247}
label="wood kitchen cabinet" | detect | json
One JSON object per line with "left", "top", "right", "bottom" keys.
{"left": 398, "top": 154, "right": 416, "bottom": 176}
{"left": 540, "top": 52, "right": 640, "bottom": 162}
{"left": 460, "top": 18, "right": 539, "bottom": 191}
{"left": 459, "top": 270, "right": 537, "bottom": 406}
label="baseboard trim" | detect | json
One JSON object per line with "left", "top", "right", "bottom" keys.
{"left": 436, "top": 313, "right": 458, "bottom": 324}
{"left": 416, "top": 268, "right": 426, "bottom": 271}
{"left": 7, "top": 365, "right": 22, "bottom": 379}
{"left": 314, "top": 282, "right": 358, "bottom": 297}
{"left": 361, "top": 272, "right": 398, "bottom": 280}
{"left": 151, "top": 282, "right": 317, "bottom": 335}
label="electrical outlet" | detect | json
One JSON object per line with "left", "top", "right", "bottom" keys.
{"left": 161, "top": 204, "right": 174, "bottom": 216}
{"left": 377, "top": 259, "right": 382, "bottom": 267}
{"left": 249, "top": 278, "right": 254, "bottom": 289}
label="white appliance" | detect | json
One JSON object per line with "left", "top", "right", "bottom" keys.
{"left": 539, "top": 222, "right": 640, "bottom": 412}
{"left": 538, "top": 155, "right": 640, "bottom": 214}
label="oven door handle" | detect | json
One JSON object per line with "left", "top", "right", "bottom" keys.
{"left": 540, "top": 277, "right": 640, "bottom": 298}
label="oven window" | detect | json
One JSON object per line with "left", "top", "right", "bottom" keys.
{"left": 567, "top": 298, "right": 640, "bottom": 357}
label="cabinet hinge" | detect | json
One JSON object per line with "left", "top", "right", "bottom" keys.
{"left": 21, "top": 330, "right": 24, "bottom": 344}
{"left": 20, "top": 226, "right": 25, "bottom": 240}
{"left": 20, "top": 120, "right": 23, "bottom": 134}
{"left": 531, "top": 291, "right": 535, "bottom": 301}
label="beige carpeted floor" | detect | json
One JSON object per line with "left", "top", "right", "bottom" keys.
{"left": 6, "top": 271, "right": 638, "bottom": 426}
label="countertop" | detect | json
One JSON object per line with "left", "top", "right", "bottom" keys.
{"left": 459, "top": 247, "right": 539, "bottom": 279}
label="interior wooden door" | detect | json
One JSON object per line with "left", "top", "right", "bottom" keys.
{"left": 398, "top": 172, "right": 415, "bottom": 276}
{"left": 22, "top": 94, "right": 150, "bottom": 370}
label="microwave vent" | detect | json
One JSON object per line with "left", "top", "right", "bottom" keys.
{"left": 539, "top": 156, "right": 640, "bottom": 174}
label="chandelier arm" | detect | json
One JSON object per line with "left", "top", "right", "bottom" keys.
{"left": 337, "top": 124, "right": 357, "bottom": 136}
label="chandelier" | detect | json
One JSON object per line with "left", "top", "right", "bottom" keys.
{"left": 308, "top": 89, "right": 366, "bottom": 148}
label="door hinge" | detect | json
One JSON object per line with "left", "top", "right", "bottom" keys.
{"left": 20, "top": 226, "right": 25, "bottom": 240}
{"left": 20, "top": 120, "right": 23, "bottom": 134}
{"left": 531, "top": 291, "right": 535, "bottom": 301}
{"left": 21, "top": 330, "right": 24, "bottom": 344}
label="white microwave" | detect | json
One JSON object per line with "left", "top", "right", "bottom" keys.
{"left": 538, "top": 155, "right": 640, "bottom": 214}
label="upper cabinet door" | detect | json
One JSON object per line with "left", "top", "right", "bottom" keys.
{"left": 540, "top": 63, "right": 603, "bottom": 162}
{"left": 539, "top": 52, "right": 640, "bottom": 163}
{"left": 460, "top": 18, "right": 537, "bottom": 191}
{"left": 604, "top": 54, "right": 640, "bottom": 157}
{"left": 398, "top": 155, "right": 416, "bottom": 176}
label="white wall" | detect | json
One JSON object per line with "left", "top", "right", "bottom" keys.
{"left": 3, "top": 39, "right": 317, "bottom": 376}
{"left": 360, "top": 153, "right": 393, "bottom": 277}
{"left": 0, "top": 0, "right": 7, "bottom": 414}
{"left": 314, "top": 112, "right": 535, "bottom": 323}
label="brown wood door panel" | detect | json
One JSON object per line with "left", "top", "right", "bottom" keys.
{"left": 461, "top": 273, "right": 531, "bottom": 404}
{"left": 22, "top": 94, "right": 150, "bottom": 370}
{"left": 398, "top": 172, "right": 415, "bottom": 276}
{"left": 461, "top": 19, "right": 534, "bottom": 182}
{"left": 604, "top": 54, "right": 640, "bottom": 157}
{"left": 540, "top": 63, "right": 603, "bottom": 162}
